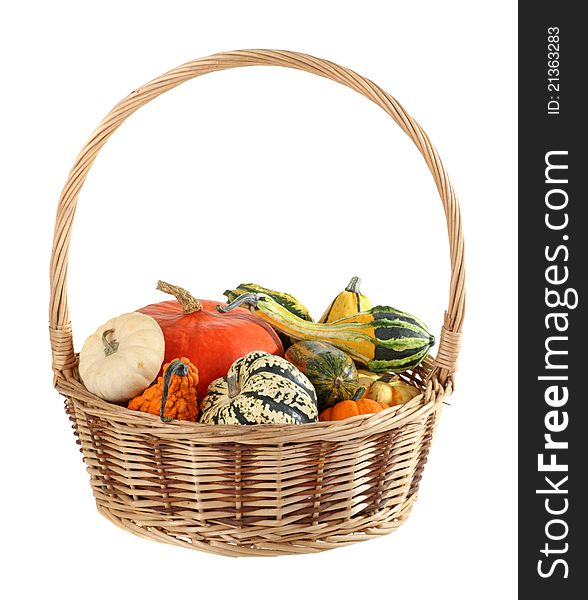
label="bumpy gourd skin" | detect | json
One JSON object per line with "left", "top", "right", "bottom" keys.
{"left": 128, "top": 357, "right": 199, "bottom": 421}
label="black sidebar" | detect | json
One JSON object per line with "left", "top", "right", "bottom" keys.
{"left": 519, "top": 2, "right": 586, "bottom": 597}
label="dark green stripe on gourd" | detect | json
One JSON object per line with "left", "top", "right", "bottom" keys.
{"left": 366, "top": 307, "right": 434, "bottom": 371}
{"left": 243, "top": 364, "right": 317, "bottom": 400}
{"left": 372, "top": 307, "right": 429, "bottom": 332}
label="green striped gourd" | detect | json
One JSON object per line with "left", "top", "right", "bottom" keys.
{"left": 224, "top": 283, "right": 313, "bottom": 322}
{"left": 285, "top": 340, "right": 359, "bottom": 411}
{"left": 218, "top": 293, "right": 435, "bottom": 373}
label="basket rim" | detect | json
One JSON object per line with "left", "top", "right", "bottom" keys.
{"left": 60, "top": 373, "right": 447, "bottom": 443}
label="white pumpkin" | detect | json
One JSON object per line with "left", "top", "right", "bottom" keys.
{"left": 79, "top": 312, "right": 165, "bottom": 403}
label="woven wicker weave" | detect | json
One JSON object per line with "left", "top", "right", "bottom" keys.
{"left": 49, "top": 50, "right": 465, "bottom": 557}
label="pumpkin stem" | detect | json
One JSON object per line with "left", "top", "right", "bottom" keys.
{"left": 157, "top": 280, "right": 202, "bottom": 314}
{"left": 217, "top": 292, "right": 263, "bottom": 313}
{"left": 101, "top": 329, "right": 119, "bottom": 356}
{"left": 345, "top": 276, "right": 361, "bottom": 294}
{"left": 160, "top": 359, "right": 189, "bottom": 422}
{"left": 333, "top": 376, "right": 343, "bottom": 389}
{"left": 226, "top": 374, "right": 240, "bottom": 398}
{"left": 351, "top": 385, "right": 367, "bottom": 401}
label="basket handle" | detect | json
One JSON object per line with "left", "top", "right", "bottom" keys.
{"left": 49, "top": 49, "right": 465, "bottom": 388}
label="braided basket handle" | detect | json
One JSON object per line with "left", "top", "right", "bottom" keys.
{"left": 49, "top": 49, "right": 465, "bottom": 388}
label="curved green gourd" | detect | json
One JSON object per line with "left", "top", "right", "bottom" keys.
{"left": 218, "top": 293, "right": 435, "bottom": 373}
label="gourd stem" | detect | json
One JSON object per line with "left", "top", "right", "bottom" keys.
{"left": 226, "top": 374, "right": 240, "bottom": 398}
{"left": 379, "top": 372, "right": 400, "bottom": 383}
{"left": 157, "top": 280, "right": 202, "bottom": 314}
{"left": 345, "top": 276, "right": 361, "bottom": 294}
{"left": 160, "top": 359, "right": 189, "bottom": 422}
{"left": 333, "top": 376, "right": 343, "bottom": 389}
{"left": 101, "top": 329, "right": 119, "bottom": 356}
{"left": 352, "top": 386, "right": 366, "bottom": 401}
{"left": 217, "top": 292, "right": 262, "bottom": 313}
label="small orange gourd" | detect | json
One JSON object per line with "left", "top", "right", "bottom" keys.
{"left": 128, "top": 357, "right": 199, "bottom": 422}
{"left": 319, "top": 386, "right": 389, "bottom": 421}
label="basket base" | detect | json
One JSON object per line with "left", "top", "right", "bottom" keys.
{"left": 96, "top": 495, "right": 417, "bottom": 557}
{"left": 60, "top": 366, "right": 443, "bottom": 558}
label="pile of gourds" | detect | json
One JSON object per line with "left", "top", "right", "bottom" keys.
{"left": 78, "top": 277, "right": 433, "bottom": 425}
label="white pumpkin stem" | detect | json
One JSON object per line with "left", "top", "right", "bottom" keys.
{"left": 157, "top": 280, "right": 202, "bottom": 314}
{"left": 101, "top": 329, "right": 119, "bottom": 356}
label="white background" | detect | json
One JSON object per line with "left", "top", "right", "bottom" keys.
{"left": 1, "top": 1, "right": 517, "bottom": 598}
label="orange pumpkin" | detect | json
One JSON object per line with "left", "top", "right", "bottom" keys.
{"left": 128, "top": 357, "right": 199, "bottom": 421}
{"left": 319, "top": 397, "right": 389, "bottom": 421}
{"left": 137, "top": 281, "right": 283, "bottom": 400}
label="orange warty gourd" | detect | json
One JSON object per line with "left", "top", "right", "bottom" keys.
{"left": 137, "top": 281, "right": 283, "bottom": 400}
{"left": 128, "top": 357, "right": 199, "bottom": 422}
{"left": 319, "top": 398, "right": 389, "bottom": 421}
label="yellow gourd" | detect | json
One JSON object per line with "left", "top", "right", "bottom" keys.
{"left": 367, "top": 379, "right": 421, "bottom": 406}
{"left": 357, "top": 368, "right": 382, "bottom": 392}
{"left": 319, "top": 276, "right": 372, "bottom": 323}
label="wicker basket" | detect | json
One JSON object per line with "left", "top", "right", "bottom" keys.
{"left": 49, "top": 50, "right": 465, "bottom": 557}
